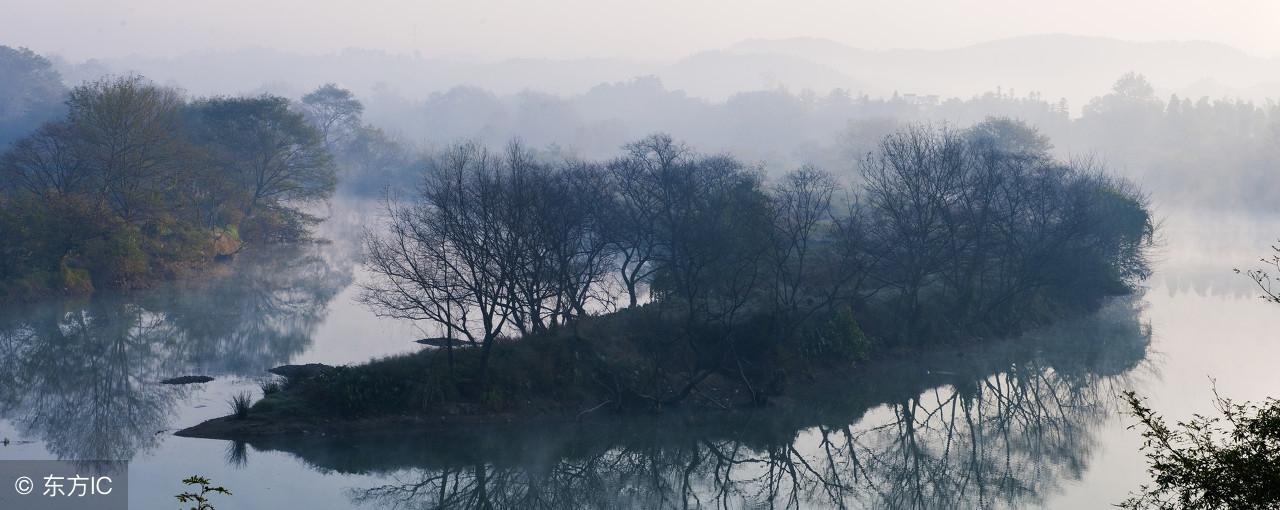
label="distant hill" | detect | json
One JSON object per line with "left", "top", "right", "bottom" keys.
{"left": 53, "top": 48, "right": 662, "bottom": 100}
{"left": 56, "top": 47, "right": 860, "bottom": 102}
{"left": 661, "top": 50, "right": 863, "bottom": 98}
{"left": 46, "top": 34, "right": 1280, "bottom": 109}
{"left": 728, "top": 34, "right": 1280, "bottom": 108}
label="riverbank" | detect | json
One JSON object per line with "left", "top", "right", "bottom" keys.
{"left": 177, "top": 296, "right": 1150, "bottom": 440}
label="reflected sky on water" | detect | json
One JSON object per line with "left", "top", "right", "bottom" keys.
{"left": 2, "top": 203, "right": 1279, "bottom": 509}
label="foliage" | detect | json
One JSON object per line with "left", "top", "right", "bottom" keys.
{"left": 228, "top": 392, "right": 252, "bottom": 420}
{"left": 300, "top": 83, "right": 364, "bottom": 151}
{"left": 259, "top": 379, "right": 282, "bottom": 396}
{"left": 0, "top": 71, "right": 336, "bottom": 299}
{"left": 798, "top": 305, "right": 870, "bottom": 362}
{"left": 185, "top": 95, "right": 335, "bottom": 227}
{"left": 859, "top": 120, "right": 1153, "bottom": 340}
{"left": 1237, "top": 243, "right": 1280, "bottom": 304}
{"left": 302, "top": 365, "right": 416, "bottom": 417}
{"left": 341, "top": 71, "right": 1280, "bottom": 217}
{"left": 1121, "top": 390, "right": 1280, "bottom": 509}
{"left": 175, "top": 475, "right": 231, "bottom": 510}
{"left": 0, "top": 45, "right": 66, "bottom": 148}
{"left": 360, "top": 125, "right": 1153, "bottom": 405}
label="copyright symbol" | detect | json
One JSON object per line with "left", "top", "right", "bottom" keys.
{"left": 14, "top": 476, "right": 33, "bottom": 495}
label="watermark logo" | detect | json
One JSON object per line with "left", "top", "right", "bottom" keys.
{"left": 1, "top": 460, "right": 127, "bottom": 510}
{"left": 14, "top": 475, "right": 33, "bottom": 495}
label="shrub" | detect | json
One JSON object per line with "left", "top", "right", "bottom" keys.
{"left": 259, "top": 379, "right": 282, "bottom": 396}
{"left": 480, "top": 387, "right": 506, "bottom": 412}
{"left": 304, "top": 365, "right": 415, "bottom": 416}
{"left": 1121, "top": 390, "right": 1280, "bottom": 509}
{"left": 176, "top": 475, "right": 231, "bottom": 510}
{"left": 800, "top": 305, "right": 870, "bottom": 362}
{"left": 57, "top": 259, "right": 93, "bottom": 295}
{"left": 228, "top": 392, "right": 252, "bottom": 420}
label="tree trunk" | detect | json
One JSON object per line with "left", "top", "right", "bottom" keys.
{"left": 478, "top": 334, "right": 495, "bottom": 389}
{"left": 626, "top": 280, "right": 638, "bottom": 308}
{"left": 445, "top": 324, "right": 455, "bottom": 380}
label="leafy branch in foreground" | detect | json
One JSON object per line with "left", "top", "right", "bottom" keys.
{"left": 1235, "top": 242, "right": 1280, "bottom": 304}
{"left": 1120, "top": 390, "right": 1280, "bottom": 509}
{"left": 176, "top": 475, "right": 231, "bottom": 510}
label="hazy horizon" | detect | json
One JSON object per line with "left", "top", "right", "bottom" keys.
{"left": 11, "top": 33, "right": 1274, "bottom": 65}
{"left": 6, "top": 4, "right": 1280, "bottom": 509}
{"left": 7, "top": 0, "right": 1280, "bottom": 61}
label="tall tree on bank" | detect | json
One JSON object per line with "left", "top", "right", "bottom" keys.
{"left": 0, "top": 75, "right": 336, "bottom": 298}
{"left": 359, "top": 127, "right": 1153, "bottom": 405}
{"left": 604, "top": 134, "right": 687, "bottom": 308}
{"left": 187, "top": 96, "right": 335, "bottom": 242}
{"left": 362, "top": 143, "right": 519, "bottom": 387}
{"left": 68, "top": 76, "right": 188, "bottom": 225}
{"left": 300, "top": 83, "right": 364, "bottom": 152}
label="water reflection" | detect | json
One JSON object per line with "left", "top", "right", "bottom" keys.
{"left": 235, "top": 297, "right": 1151, "bottom": 510}
{"left": 156, "top": 247, "right": 352, "bottom": 374}
{"left": 1160, "top": 268, "right": 1259, "bottom": 300}
{"left": 0, "top": 301, "right": 185, "bottom": 460}
{"left": 0, "top": 244, "right": 350, "bottom": 461}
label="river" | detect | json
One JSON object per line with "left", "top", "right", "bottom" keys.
{"left": 1, "top": 202, "right": 1278, "bottom": 509}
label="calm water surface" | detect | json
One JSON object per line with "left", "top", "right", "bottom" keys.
{"left": 2, "top": 203, "right": 1278, "bottom": 509}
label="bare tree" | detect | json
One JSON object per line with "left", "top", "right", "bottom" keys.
{"left": 860, "top": 124, "right": 968, "bottom": 328}
{"left": 1239, "top": 243, "right": 1280, "bottom": 304}
{"left": 768, "top": 165, "right": 839, "bottom": 315}
{"left": 355, "top": 127, "right": 1152, "bottom": 405}
{"left": 361, "top": 143, "right": 517, "bottom": 386}
{"left": 765, "top": 165, "right": 878, "bottom": 363}
{"left": 0, "top": 122, "right": 87, "bottom": 199}
{"left": 547, "top": 161, "right": 616, "bottom": 321}
{"left": 604, "top": 134, "right": 690, "bottom": 308}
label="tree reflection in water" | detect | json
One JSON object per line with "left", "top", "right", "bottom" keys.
{"left": 0, "top": 244, "right": 350, "bottom": 461}
{"left": 277, "top": 297, "right": 1148, "bottom": 510}
{"left": 155, "top": 246, "right": 351, "bottom": 374}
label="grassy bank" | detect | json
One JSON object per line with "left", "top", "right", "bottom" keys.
{"left": 177, "top": 292, "right": 1146, "bottom": 439}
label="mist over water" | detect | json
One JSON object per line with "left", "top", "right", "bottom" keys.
{"left": 3, "top": 4, "right": 1280, "bottom": 507}
{"left": 0, "top": 198, "right": 1275, "bottom": 508}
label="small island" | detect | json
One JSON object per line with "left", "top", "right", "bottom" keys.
{"left": 179, "top": 121, "right": 1154, "bottom": 439}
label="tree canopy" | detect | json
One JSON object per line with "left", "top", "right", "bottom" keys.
{"left": 0, "top": 45, "right": 66, "bottom": 149}
{"left": 0, "top": 75, "right": 335, "bottom": 299}
{"left": 360, "top": 122, "right": 1154, "bottom": 396}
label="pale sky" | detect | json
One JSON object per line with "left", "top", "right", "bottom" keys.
{"left": 5, "top": 0, "right": 1280, "bottom": 61}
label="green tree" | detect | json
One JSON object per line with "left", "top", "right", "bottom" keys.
{"left": 1122, "top": 391, "right": 1280, "bottom": 509}
{"left": 0, "top": 75, "right": 337, "bottom": 299}
{"left": 300, "top": 83, "right": 363, "bottom": 151}
{"left": 65, "top": 75, "right": 186, "bottom": 224}
{"left": 0, "top": 45, "right": 66, "bottom": 148}
{"left": 187, "top": 96, "right": 335, "bottom": 241}
{"left": 176, "top": 475, "right": 231, "bottom": 510}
